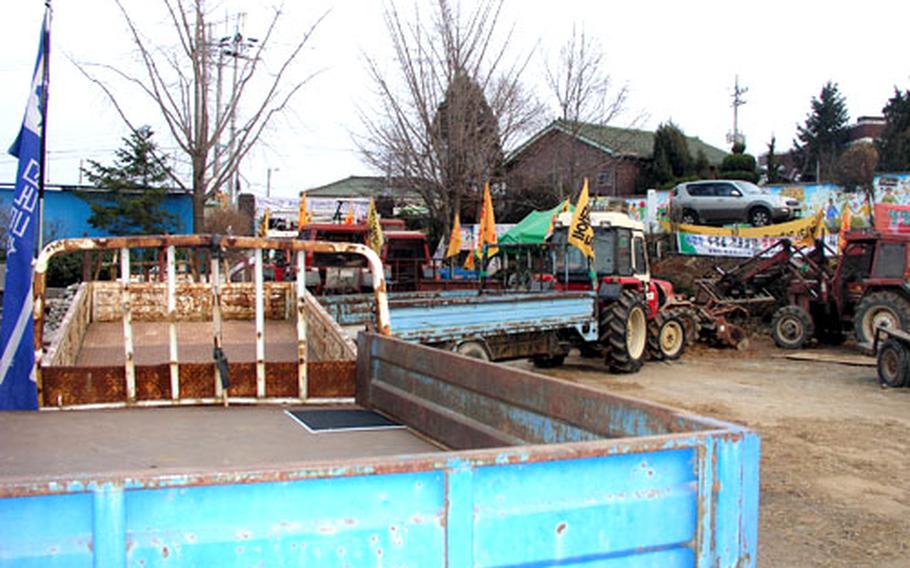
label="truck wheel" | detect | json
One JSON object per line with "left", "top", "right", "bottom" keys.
{"left": 771, "top": 306, "right": 814, "bottom": 349}
{"left": 749, "top": 207, "right": 772, "bottom": 227}
{"left": 532, "top": 354, "right": 566, "bottom": 368}
{"left": 854, "top": 291, "right": 910, "bottom": 346}
{"left": 648, "top": 313, "right": 686, "bottom": 360}
{"left": 455, "top": 341, "right": 490, "bottom": 362}
{"left": 602, "top": 290, "right": 647, "bottom": 373}
{"left": 877, "top": 338, "right": 910, "bottom": 388}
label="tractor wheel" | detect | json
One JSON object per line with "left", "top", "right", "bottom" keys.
{"left": 648, "top": 313, "right": 686, "bottom": 361}
{"left": 532, "top": 354, "right": 566, "bottom": 368}
{"left": 455, "top": 340, "right": 491, "bottom": 361}
{"left": 601, "top": 290, "right": 648, "bottom": 373}
{"left": 854, "top": 291, "right": 910, "bottom": 346}
{"left": 771, "top": 306, "right": 814, "bottom": 349}
{"left": 665, "top": 306, "right": 700, "bottom": 346}
{"left": 877, "top": 338, "right": 910, "bottom": 388}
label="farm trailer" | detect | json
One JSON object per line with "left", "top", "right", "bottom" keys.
{"left": 0, "top": 235, "right": 759, "bottom": 566}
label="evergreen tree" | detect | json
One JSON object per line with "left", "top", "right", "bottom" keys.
{"left": 765, "top": 137, "right": 781, "bottom": 183}
{"left": 720, "top": 141, "right": 758, "bottom": 182}
{"left": 649, "top": 122, "right": 692, "bottom": 186}
{"left": 81, "top": 126, "right": 177, "bottom": 235}
{"left": 877, "top": 88, "right": 910, "bottom": 172}
{"left": 792, "top": 82, "right": 849, "bottom": 182}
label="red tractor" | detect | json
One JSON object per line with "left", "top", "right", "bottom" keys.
{"left": 710, "top": 230, "right": 910, "bottom": 350}
{"left": 548, "top": 209, "right": 686, "bottom": 373}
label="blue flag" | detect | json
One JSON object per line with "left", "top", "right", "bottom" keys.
{"left": 0, "top": 14, "right": 48, "bottom": 410}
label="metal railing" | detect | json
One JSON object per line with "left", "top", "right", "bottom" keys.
{"left": 33, "top": 235, "right": 390, "bottom": 408}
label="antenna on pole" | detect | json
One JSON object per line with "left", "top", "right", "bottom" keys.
{"left": 727, "top": 74, "right": 748, "bottom": 148}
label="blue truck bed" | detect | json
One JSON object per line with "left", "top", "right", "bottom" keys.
{"left": 321, "top": 290, "right": 600, "bottom": 344}
{"left": 0, "top": 333, "right": 759, "bottom": 566}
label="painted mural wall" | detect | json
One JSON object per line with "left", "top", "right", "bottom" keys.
{"left": 620, "top": 173, "right": 910, "bottom": 232}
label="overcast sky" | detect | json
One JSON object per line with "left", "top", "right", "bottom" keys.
{"left": 2, "top": 0, "right": 908, "bottom": 200}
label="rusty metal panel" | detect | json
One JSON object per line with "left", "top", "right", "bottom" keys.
{"left": 307, "top": 361, "right": 356, "bottom": 397}
{"left": 41, "top": 366, "right": 127, "bottom": 406}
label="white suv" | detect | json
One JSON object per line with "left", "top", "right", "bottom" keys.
{"left": 669, "top": 180, "right": 801, "bottom": 227}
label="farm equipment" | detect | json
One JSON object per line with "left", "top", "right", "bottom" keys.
{"left": 299, "top": 220, "right": 434, "bottom": 293}
{"left": 874, "top": 326, "right": 910, "bottom": 388}
{"left": 699, "top": 231, "right": 910, "bottom": 350}
{"left": 547, "top": 207, "right": 687, "bottom": 371}
{"left": 320, "top": 207, "right": 687, "bottom": 373}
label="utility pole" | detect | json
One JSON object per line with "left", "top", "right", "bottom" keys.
{"left": 727, "top": 75, "right": 748, "bottom": 148}
{"left": 214, "top": 13, "right": 257, "bottom": 204}
{"left": 266, "top": 167, "right": 279, "bottom": 198}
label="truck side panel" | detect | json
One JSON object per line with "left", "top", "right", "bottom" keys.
{"left": 0, "top": 334, "right": 759, "bottom": 567}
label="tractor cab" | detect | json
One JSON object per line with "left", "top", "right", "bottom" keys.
{"left": 549, "top": 209, "right": 658, "bottom": 313}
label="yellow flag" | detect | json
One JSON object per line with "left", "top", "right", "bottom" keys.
{"left": 366, "top": 198, "right": 384, "bottom": 254}
{"left": 297, "top": 193, "right": 309, "bottom": 229}
{"left": 445, "top": 212, "right": 463, "bottom": 258}
{"left": 479, "top": 182, "right": 499, "bottom": 258}
{"left": 259, "top": 208, "right": 271, "bottom": 237}
{"left": 568, "top": 178, "right": 595, "bottom": 259}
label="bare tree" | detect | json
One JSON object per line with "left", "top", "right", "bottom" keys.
{"left": 77, "top": 0, "right": 326, "bottom": 232}
{"left": 357, "top": 0, "right": 543, "bottom": 240}
{"left": 526, "top": 26, "right": 633, "bottom": 204}
{"left": 545, "top": 26, "right": 627, "bottom": 126}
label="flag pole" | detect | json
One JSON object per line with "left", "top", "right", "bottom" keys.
{"left": 37, "top": 1, "right": 51, "bottom": 253}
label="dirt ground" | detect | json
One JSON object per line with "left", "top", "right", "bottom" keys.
{"left": 513, "top": 338, "right": 910, "bottom": 568}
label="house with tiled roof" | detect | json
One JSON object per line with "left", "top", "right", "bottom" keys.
{"left": 505, "top": 119, "right": 727, "bottom": 199}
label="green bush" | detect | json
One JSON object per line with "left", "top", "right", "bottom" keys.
{"left": 721, "top": 153, "right": 757, "bottom": 173}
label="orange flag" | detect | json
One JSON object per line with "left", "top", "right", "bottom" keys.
{"left": 838, "top": 204, "right": 851, "bottom": 253}
{"left": 445, "top": 212, "right": 463, "bottom": 259}
{"left": 344, "top": 207, "right": 355, "bottom": 225}
{"left": 297, "top": 193, "right": 309, "bottom": 229}
{"left": 478, "top": 182, "right": 498, "bottom": 258}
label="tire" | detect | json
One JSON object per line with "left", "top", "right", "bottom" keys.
{"left": 749, "top": 207, "right": 772, "bottom": 227}
{"left": 455, "top": 340, "right": 491, "bottom": 361}
{"left": 876, "top": 338, "right": 910, "bottom": 388}
{"left": 532, "top": 354, "right": 566, "bottom": 368}
{"left": 648, "top": 313, "right": 686, "bottom": 360}
{"left": 771, "top": 305, "right": 814, "bottom": 349}
{"left": 666, "top": 306, "right": 699, "bottom": 346}
{"left": 681, "top": 209, "right": 699, "bottom": 225}
{"left": 601, "top": 290, "right": 648, "bottom": 373}
{"left": 853, "top": 291, "right": 910, "bottom": 346}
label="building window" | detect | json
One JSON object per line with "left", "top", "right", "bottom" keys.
{"left": 597, "top": 167, "right": 614, "bottom": 187}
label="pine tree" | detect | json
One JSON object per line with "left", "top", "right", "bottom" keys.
{"left": 792, "top": 82, "right": 849, "bottom": 182}
{"left": 649, "top": 122, "right": 692, "bottom": 186}
{"left": 877, "top": 88, "right": 910, "bottom": 172}
{"left": 765, "top": 137, "right": 781, "bottom": 183}
{"left": 81, "top": 126, "right": 178, "bottom": 235}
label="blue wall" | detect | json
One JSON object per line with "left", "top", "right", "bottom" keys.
{"left": 0, "top": 185, "right": 193, "bottom": 242}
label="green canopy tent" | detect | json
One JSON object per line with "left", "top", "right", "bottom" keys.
{"left": 499, "top": 202, "right": 575, "bottom": 245}
{"left": 495, "top": 202, "right": 574, "bottom": 289}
